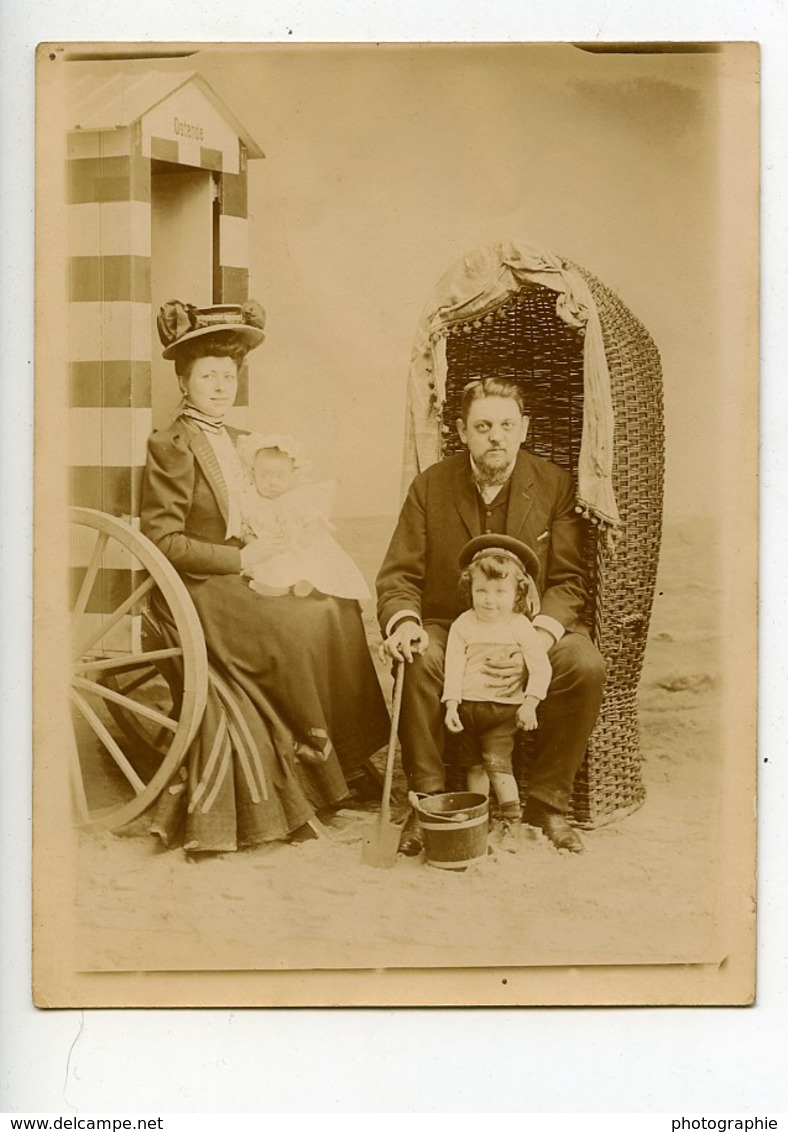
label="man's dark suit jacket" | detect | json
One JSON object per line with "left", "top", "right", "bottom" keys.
{"left": 376, "top": 450, "right": 591, "bottom": 635}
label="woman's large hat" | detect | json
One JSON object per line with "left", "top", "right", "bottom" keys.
{"left": 157, "top": 300, "right": 266, "bottom": 359}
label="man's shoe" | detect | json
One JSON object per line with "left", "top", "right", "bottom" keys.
{"left": 397, "top": 811, "right": 424, "bottom": 857}
{"left": 541, "top": 811, "right": 585, "bottom": 854}
{"left": 523, "top": 799, "right": 585, "bottom": 854}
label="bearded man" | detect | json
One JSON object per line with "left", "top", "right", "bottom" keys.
{"left": 376, "top": 377, "right": 605, "bottom": 854}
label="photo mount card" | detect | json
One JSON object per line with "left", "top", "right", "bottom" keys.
{"left": 33, "top": 41, "right": 758, "bottom": 1008}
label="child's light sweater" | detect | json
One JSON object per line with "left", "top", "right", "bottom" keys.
{"left": 442, "top": 609, "right": 552, "bottom": 705}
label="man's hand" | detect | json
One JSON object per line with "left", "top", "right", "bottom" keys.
{"left": 444, "top": 702, "right": 464, "bottom": 733}
{"left": 383, "top": 620, "right": 430, "bottom": 663}
{"left": 481, "top": 648, "right": 525, "bottom": 696}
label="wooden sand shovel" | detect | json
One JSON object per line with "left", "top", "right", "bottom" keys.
{"left": 361, "top": 661, "right": 405, "bottom": 868}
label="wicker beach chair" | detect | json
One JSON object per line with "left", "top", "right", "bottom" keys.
{"left": 404, "top": 243, "right": 665, "bottom": 827}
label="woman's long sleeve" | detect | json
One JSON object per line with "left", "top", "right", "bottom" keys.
{"left": 141, "top": 431, "right": 243, "bottom": 576}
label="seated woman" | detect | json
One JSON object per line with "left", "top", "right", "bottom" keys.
{"left": 140, "top": 299, "right": 390, "bottom": 852}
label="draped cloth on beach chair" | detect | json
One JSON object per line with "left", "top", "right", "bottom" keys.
{"left": 402, "top": 240, "right": 665, "bottom": 827}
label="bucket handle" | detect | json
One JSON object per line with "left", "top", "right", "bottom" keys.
{"left": 408, "top": 791, "right": 470, "bottom": 823}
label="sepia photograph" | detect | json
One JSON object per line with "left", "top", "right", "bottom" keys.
{"left": 32, "top": 40, "right": 758, "bottom": 1007}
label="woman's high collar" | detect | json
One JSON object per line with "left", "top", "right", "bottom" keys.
{"left": 182, "top": 402, "right": 227, "bottom": 434}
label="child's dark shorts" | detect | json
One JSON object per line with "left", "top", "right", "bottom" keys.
{"left": 450, "top": 700, "right": 519, "bottom": 775}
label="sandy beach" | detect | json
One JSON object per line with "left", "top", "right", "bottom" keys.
{"left": 66, "top": 514, "right": 732, "bottom": 978}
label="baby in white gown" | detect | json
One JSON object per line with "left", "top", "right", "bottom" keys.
{"left": 236, "top": 433, "right": 370, "bottom": 601}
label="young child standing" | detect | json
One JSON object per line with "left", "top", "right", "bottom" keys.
{"left": 442, "top": 534, "right": 552, "bottom": 852}
{"left": 236, "top": 433, "right": 370, "bottom": 601}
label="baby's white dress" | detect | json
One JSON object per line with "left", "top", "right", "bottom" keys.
{"left": 241, "top": 480, "right": 370, "bottom": 601}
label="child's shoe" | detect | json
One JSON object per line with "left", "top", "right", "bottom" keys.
{"left": 498, "top": 815, "right": 521, "bottom": 853}
{"left": 496, "top": 801, "right": 522, "bottom": 853}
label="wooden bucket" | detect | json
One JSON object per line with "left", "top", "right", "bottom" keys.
{"left": 415, "top": 792, "right": 489, "bottom": 870}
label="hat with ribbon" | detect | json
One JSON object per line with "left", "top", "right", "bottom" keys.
{"left": 157, "top": 300, "right": 266, "bottom": 359}
{"left": 458, "top": 533, "right": 540, "bottom": 583}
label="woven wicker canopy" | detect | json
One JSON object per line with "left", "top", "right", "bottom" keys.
{"left": 406, "top": 239, "right": 665, "bottom": 827}
{"left": 402, "top": 240, "right": 622, "bottom": 529}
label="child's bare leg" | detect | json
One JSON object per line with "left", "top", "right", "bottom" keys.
{"left": 466, "top": 763, "right": 490, "bottom": 796}
{"left": 489, "top": 770, "right": 519, "bottom": 806}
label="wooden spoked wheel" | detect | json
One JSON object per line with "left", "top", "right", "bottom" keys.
{"left": 69, "top": 507, "right": 208, "bottom": 830}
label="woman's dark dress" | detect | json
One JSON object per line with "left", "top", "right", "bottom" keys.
{"left": 140, "top": 415, "right": 390, "bottom": 851}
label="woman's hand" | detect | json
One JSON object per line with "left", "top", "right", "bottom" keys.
{"left": 240, "top": 533, "right": 288, "bottom": 573}
{"left": 481, "top": 649, "right": 525, "bottom": 696}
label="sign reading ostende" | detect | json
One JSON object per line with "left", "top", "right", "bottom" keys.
{"left": 141, "top": 84, "right": 241, "bottom": 173}
{"left": 173, "top": 117, "right": 204, "bottom": 142}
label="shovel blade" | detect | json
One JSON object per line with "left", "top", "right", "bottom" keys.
{"left": 361, "top": 820, "right": 401, "bottom": 868}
